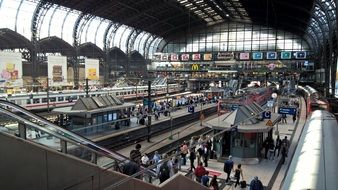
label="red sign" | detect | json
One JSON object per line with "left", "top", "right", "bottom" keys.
{"left": 181, "top": 54, "right": 190, "bottom": 61}
{"left": 192, "top": 54, "right": 201, "bottom": 61}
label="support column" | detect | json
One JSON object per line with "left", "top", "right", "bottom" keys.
{"left": 18, "top": 123, "right": 26, "bottom": 139}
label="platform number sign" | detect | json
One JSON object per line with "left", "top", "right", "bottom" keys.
{"left": 262, "top": 111, "right": 271, "bottom": 119}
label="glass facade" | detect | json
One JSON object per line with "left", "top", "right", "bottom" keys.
{"left": 163, "top": 23, "right": 309, "bottom": 53}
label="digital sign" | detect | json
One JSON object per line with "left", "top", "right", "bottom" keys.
{"left": 192, "top": 54, "right": 201, "bottom": 61}
{"left": 295, "top": 52, "right": 306, "bottom": 59}
{"left": 252, "top": 52, "right": 263, "bottom": 60}
{"left": 267, "top": 52, "right": 277, "bottom": 59}
{"left": 239, "top": 53, "right": 250, "bottom": 60}
{"left": 203, "top": 53, "right": 213, "bottom": 61}
{"left": 281, "top": 51, "right": 291, "bottom": 59}
{"left": 170, "top": 54, "right": 179, "bottom": 61}
{"left": 181, "top": 54, "right": 190, "bottom": 61}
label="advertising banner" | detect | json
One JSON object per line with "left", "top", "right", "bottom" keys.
{"left": 203, "top": 53, "right": 213, "bottom": 61}
{"left": 161, "top": 53, "right": 169, "bottom": 61}
{"left": 48, "top": 55, "right": 67, "bottom": 86}
{"left": 0, "top": 52, "right": 23, "bottom": 88}
{"left": 217, "top": 52, "right": 234, "bottom": 60}
{"left": 153, "top": 53, "right": 162, "bottom": 61}
{"left": 192, "top": 54, "right": 201, "bottom": 61}
{"left": 170, "top": 54, "right": 179, "bottom": 61}
{"left": 181, "top": 54, "right": 190, "bottom": 61}
{"left": 85, "top": 58, "right": 100, "bottom": 84}
{"left": 239, "top": 53, "right": 250, "bottom": 60}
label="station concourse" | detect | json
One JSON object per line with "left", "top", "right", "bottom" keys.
{"left": 0, "top": 0, "right": 338, "bottom": 190}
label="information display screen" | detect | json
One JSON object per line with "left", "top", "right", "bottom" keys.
{"left": 281, "top": 51, "right": 291, "bottom": 59}
{"left": 252, "top": 52, "right": 263, "bottom": 60}
{"left": 295, "top": 52, "right": 306, "bottom": 59}
{"left": 267, "top": 52, "right": 277, "bottom": 59}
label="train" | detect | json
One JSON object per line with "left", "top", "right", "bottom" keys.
{"left": 297, "top": 85, "right": 330, "bottom": 115}
{"left": 0, "top": 84, "right": 182, "bottom": 110}
{"left": 282, "top": 110, "right": 338, "bottom": 189}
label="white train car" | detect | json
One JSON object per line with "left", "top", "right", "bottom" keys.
{"left": 0, "top": 84, "right": 181, "bottom": 110}
{"left": 282, "top": 110, "right": 338, "bottom": 190}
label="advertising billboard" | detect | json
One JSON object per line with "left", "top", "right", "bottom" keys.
{"left": 192, "top": 54, "right": 201, "bottom": 61}
{"left": 217, "top": 52, "right": 234, "bottom": 60}
{"left": 85, "top": 58, "right": 100, "bottom": 84}
{"left": 239, "top": 53, "right": 250, "bottom": 60}
{"left": 170, "top": 54, "right": 179, "bottom": 61}
{"left": 203, "top": 53, "right": 213, "bottom": 61}
{"left": 181, "top": 54, "right": 190, "bottom": 61}
{"left": 0, "top": 52, "right": 23, "bottom": 88}
{"left": 48, "top": 55, "right": 67, "bottom": 86}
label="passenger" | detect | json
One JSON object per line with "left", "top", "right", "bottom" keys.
{"left": 223, "top": 155, "right": 234, "bottom": 182}
{"left": 158, "top": 160, "right": 171, "bottom": 184}
{"left": 156, "top": 154, "right": 174, "bottom": 181}
{"left": 209, "top": 175, "right": 219, "bottom": 190}
{"left": 141, "top": 153, "right": 150, "bottom": 167}
{"left": 282, "top": 136, "right": 290, "bottom": 150}
{"left": 171, "top": 151, "right": 180, "bottom": 173}
{"left": 180, "top": 141, "right": 189, "bottom": 165}
{"left": 263, "top": 137, "right": 270, "bottom": 159}
{"left": 234, "top": 164, "right": 244, "bottom": 188}
{"left": 195, "top": 162, "right": 207, "bottom": 183}
{"left": 268, "top": 142, "right": 275, "bottom": 160}
{"left": 152, "top": 151, "right": 161, "bottom": 164}
{"left": 189, "top": 147, "right": 196, "bottom": 171}
{"left": 281, "top": 146, "right": 288, "bottom": 165}
{"left": 250, "top": 176, "right": 263, "bottom": 190}
{"left": 129, "top": 144, "right": 142, "bottom": 165}
{"left": 201, "top": 171, "right": 210, "bottom": 187}
{"left": 275, "top": 135, "right": 282, "bottom": 157}
{"left": 122, "top": 154, "right": 141, "bottom": 179}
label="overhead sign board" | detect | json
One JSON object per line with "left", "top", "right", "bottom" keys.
{"left": 278, "top": 107, "right": 297, "bottom": 115}
{"left": 281, "top": 51, "right": 291, "bottom": 59}
{"left": 262, "top": 111, "right": 271, "bottom": 119}
{"left": 267, "top": 100, "right": 274, "bottom": 108}
{"left": 252, "top": 52, "right": 263, "bottom": 60}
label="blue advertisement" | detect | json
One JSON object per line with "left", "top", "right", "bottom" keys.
{"left": 295, "top": 52, "right": 306, "bottom": 59}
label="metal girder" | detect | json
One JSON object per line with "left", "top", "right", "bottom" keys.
{"left": 94, "top": 19, "right": 104, "bottom": 45}
{"left": 204, "top": 0, "right": 229, "bottom": 20}
{"left": 31, "top": 0, "right": 53, "bottom": 42}
{"left": 84, "top": 17, "right": 95, "bottom": 42}
{"left": 72, "top": 13, "right": 93, "bottom": 46}
{"left": 14, "top": 0, "right": 24, "bottom": 32}
{"left": 213, "top": 0, "right": 234, "bottom": 18}
{"left": 61, "top": 9, "right": 71, "bottom": 39}
{"left": 118, "top": 27, "right": 129, "bottom": 51}
{"left": 186, "top": 0, "right": 216, "bottom": 21}
{"left": 225, "top": 0, "right": 245, "bottom": 19}
{"left": 137, "top": 32, "right": 147, "bottom": 53}
{"left": 127, "top": 30, "right": 141, "bottom": 54}
{"left": 143, "top": 35, "right": 155, "bottom": 58}
{"left": 145, "top": 36, "right": 159, "bottom": 58}
{"left": 107, "top": 23, "right": 122, "bottom": 49}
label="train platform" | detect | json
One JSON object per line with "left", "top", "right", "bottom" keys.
{"left": 168, "top": 96, "right": 307, "bottom": 189}
{"left": 90, "top": 102, "right": 217, "bottom": 142}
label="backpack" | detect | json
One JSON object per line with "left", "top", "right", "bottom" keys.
{"left": 159, "top": 163, "right": 170, "bottom": 181}
{"left": 240, "top": 180, "right": 246, "bottom": 188}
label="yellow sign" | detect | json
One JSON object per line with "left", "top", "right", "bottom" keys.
{"left": 87, "top": 68, "right": 98, "bottom": 80}
{"left": 266, "top": 120, "right": 273, "bottom": 126}
{"left": 191, "top": 64, "right": 199, "bottom": 71}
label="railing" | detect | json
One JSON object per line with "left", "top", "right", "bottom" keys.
{"left": 0, "top": 99, "right": 156, "bottom": 174}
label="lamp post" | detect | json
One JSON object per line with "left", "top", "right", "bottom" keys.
{"left": 200, "top": 102, "right": 204, "bottom": 126}
{"left": 46, "top": 77, "right": 50, "bottom": 113}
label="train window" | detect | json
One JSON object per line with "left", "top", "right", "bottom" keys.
{"left": 58, "top": 97, "right": 64, "bottom": 101}
{"left": 42, "top": 98, "right": 48, "bottom": 103}
{"left": 33, "top": 99, "right": 40, "bottom": 104}
{"left": 79, "top": 95, "right": 84, "bottom": 98}
{"left": 97, "top": 94, "right": 101, "bottom": 97}
{"left": 71, "top": 96, "right": 78, "bottom": 100}
{"left": 26, "top": 99, "right": 31, "bottom": 104}
{"left": 50, "top": 97, "right": 56, "bottom": 102}
{"left": 116, "top": 92, "right": 119, "bottom": 96}
{"left": 65, "top": 96, "right": 70, "bottom": 101}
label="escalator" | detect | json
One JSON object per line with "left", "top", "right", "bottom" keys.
{"left": 0, "top": 99, "right": 135, "bottom": 169}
